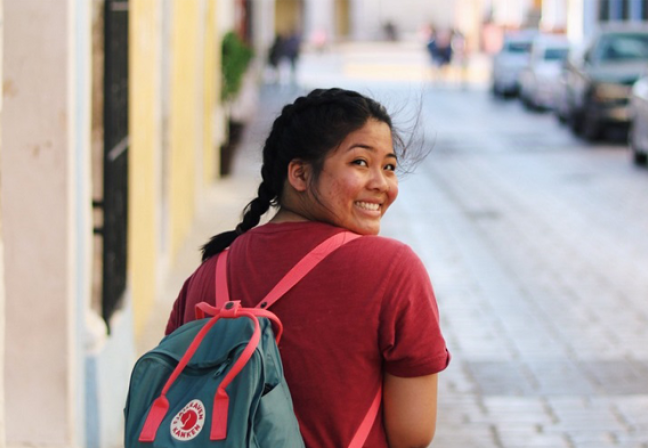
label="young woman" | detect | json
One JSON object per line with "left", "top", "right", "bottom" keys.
{"left": 165, "top": 88, "right": 450, "bottom": 448}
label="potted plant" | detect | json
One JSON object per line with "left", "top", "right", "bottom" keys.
{"left": 220, "top": 31, "right": 254, "bottom": 176}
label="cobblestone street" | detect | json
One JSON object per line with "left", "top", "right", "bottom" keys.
{"left": 375, "top": 80, "right": 648, "bottom": 448}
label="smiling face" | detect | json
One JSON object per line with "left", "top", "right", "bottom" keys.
{"left": 303, "top": 119, "right": 399, "bottom": 235}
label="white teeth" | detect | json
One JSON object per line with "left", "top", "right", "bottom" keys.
{"left": 356, "top": 201, "right": 380, "bottom": 211}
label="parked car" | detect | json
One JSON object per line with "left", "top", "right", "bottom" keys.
{"left": 491, "top": 30, "right": 537, "bottom": 97}
{"left": 629, "top": 75, "right": 648, "bottom": 165}
{"left": 554, "top": 45, "right": 585, "bottom": 123}
{"left": 519, "top": 35, "right": 570, "bottom": 110}
{"left": 561, "top": 24, "right": 648, "bottom": 141}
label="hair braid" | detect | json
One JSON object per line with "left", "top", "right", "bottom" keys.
{"left": 237, "top": 181, "right": 275, "bottom": 233}
{"left": 201, "top": 181, "right": 275, "bottom": 261}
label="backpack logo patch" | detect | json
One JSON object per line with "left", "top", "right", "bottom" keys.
{"left": 170, "top": 399, "right": 206, "bottom": 441}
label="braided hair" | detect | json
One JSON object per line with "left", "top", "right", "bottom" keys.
{"left": 201, "top": 88, "right": 402, "bottom": 261}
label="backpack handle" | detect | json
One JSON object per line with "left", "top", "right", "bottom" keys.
{"left": 195, "top": 301, "right": 285, "bottom": 343}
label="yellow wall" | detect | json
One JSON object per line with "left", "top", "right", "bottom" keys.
{"left": 334, "top": 0, "right": 350, "bottom": 37}
{"left": 169, "top": 0, "right": 201, "bottom": 258}
{"left": 204, "top": 0, "right": 219, "bottom": 183}
{"left": 129, "top": 0, "right": 223, "bottom": 334}
{"left": 129, "top": 0, "right": 160, "bottom": 333}
{"left": 275, "top": 0, "right": 302, "bottom": 35}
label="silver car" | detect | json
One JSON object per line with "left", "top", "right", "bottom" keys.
{"left": 561, "top": 24, "right": 648, "bottom": 141}
{"left": 491, "top": 30, "right": 537, "bottom": 97}
{"left": 629, "top": 75, "right": 648, "bottom": 165}
{"left": 519, "top": 35, "right": 570, "bottom": 110}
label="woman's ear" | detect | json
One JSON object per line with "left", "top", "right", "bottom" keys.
{"left": 286, "top": 159, "right": 311, "bottom": 192}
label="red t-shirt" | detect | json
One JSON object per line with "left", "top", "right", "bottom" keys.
{"left": 166, "top": 221, "right": 450, "bottom": 447}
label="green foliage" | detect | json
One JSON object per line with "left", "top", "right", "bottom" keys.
{"left": 221, "top": 31, "right": 254, "bottom": 101}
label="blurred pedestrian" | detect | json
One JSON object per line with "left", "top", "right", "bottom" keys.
{"left": 427, "top": 27, "right": 453, "bottom": 83}
{"left": 383, "top": 21, "right": 398, "bottom": 41}
{"left": 434, "top": 29, "right": 453, "bottom": 68}
{"left": 165, "top": 88, "right": 451, "bottom": 447}
{"left": 283, "top": 31, "right": 302, "bottom": 84}
{"left": 451, "top": 29, "right": 468, "bottom": 88}
{"left": 267, "top": 33, "right": 285, "bottom": 84}
{"left": 426, "top": 25, "right": 438, "bottom": 62}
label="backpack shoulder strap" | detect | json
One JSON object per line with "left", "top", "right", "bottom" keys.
{"left": 214, "top": 231, "right": 360, "bottom": 308}
{"left": 214, "top": 249, "right": 230, "bottom": 309}
{"left": 348, "top": 387, "right": 382, "bottom": 448}
{"left": 255, "top": 231, "right": 361, "bottom": 309}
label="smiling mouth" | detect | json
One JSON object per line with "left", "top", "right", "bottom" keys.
{"left": 355, "top": 201, "right": 381, "bottom": 212}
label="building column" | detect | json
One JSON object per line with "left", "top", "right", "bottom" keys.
{"left": 0, "top": 0, "right": 5, "bottom": 445}
{"left": 168, "top": 0, "right": 201, "bottom": 259}
{"left": 629, "top": 0, "right": 643, "bottom": 20}
{"left": 583, "top": 0, "right": 599, "bottom": 39}
{"left": 492, "top": 0, "right": 534, "bottom": 28}
{"left": 253, "top": 0, "right": 276, "bottom": 60}
{"left": 609, "top": 0, "right": 623, "bottom": 20}
{"left": 349, "top": 0, "right": 380, "bottom": 40}
{"left": 567, "top": 0, "right": 595, "bottom": 42}
{"left": 1, "top": 0, "right": 90, "bottom": 446}
{"left": 304, "top": 0, "right": 334, "bottom": 43}
{"left": 130, "top": 0, "right": 162, "bottom": 335}
{"left": 542, "top": 0, "right": 568, "bottom": 31}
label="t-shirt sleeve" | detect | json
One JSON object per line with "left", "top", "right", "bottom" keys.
{"left": 379, "top": 244, "right": 450, "bottom": 377}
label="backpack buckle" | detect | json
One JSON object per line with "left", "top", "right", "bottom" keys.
{"left": 220, "top": 301, "right": 241, "bottom": 317}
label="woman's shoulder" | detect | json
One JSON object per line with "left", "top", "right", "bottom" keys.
{"left": 348, "top": 233, "right": 415, "bottom": 256}
{"left": 183, "top": 251, "right": 219, "bottom": 291}
{"left": 277, "top": 221, "right": 420, "bottom": 261}
{"left": 337, "top": 234, "right": 424, "bottom": 274}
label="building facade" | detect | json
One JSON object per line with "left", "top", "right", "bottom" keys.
{"left": 0, "top": 1, "right": 242, "bottom": 447}
{"left": 599, "top": 0, "right": 648, "bottom": 20}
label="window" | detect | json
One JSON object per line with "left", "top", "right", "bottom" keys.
{"left": 598, "top": 33, "right": 648, "bottom": 62}
{"left": 544, "top": 48, "right": 569, "bottom": 61}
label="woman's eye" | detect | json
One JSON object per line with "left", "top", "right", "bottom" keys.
{"left": 384, "top": 163, "right": 397, "bottom": 172}
{"left": 352, "top": 159, "right": 368, "bottom": 167}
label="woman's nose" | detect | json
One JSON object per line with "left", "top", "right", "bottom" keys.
{"left": 369, "top": 169, "right": 390, "bottom": 191}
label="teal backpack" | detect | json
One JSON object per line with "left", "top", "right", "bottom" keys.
{"left": 124, "top": 232, "right": 381, "bottom": 447}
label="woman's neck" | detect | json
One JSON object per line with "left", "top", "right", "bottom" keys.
{"left": 269, "top": 206, "right": 311, "bottom": 224}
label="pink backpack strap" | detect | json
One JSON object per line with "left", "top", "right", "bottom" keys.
{"left": 348, "top": 386, "right": 382, "bottom": 448}
{"left": 214, "top": 249, "right": 229, "bottom": 308}
{"left": 214, "top": 231, "right": 361, "bottom": 307}
{"left": 255, "top": 231, "right": 361, "bottom": 309}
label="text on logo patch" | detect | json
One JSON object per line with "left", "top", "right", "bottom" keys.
{"left": 170, "top": 399, "right": 206, "bottom": 441}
